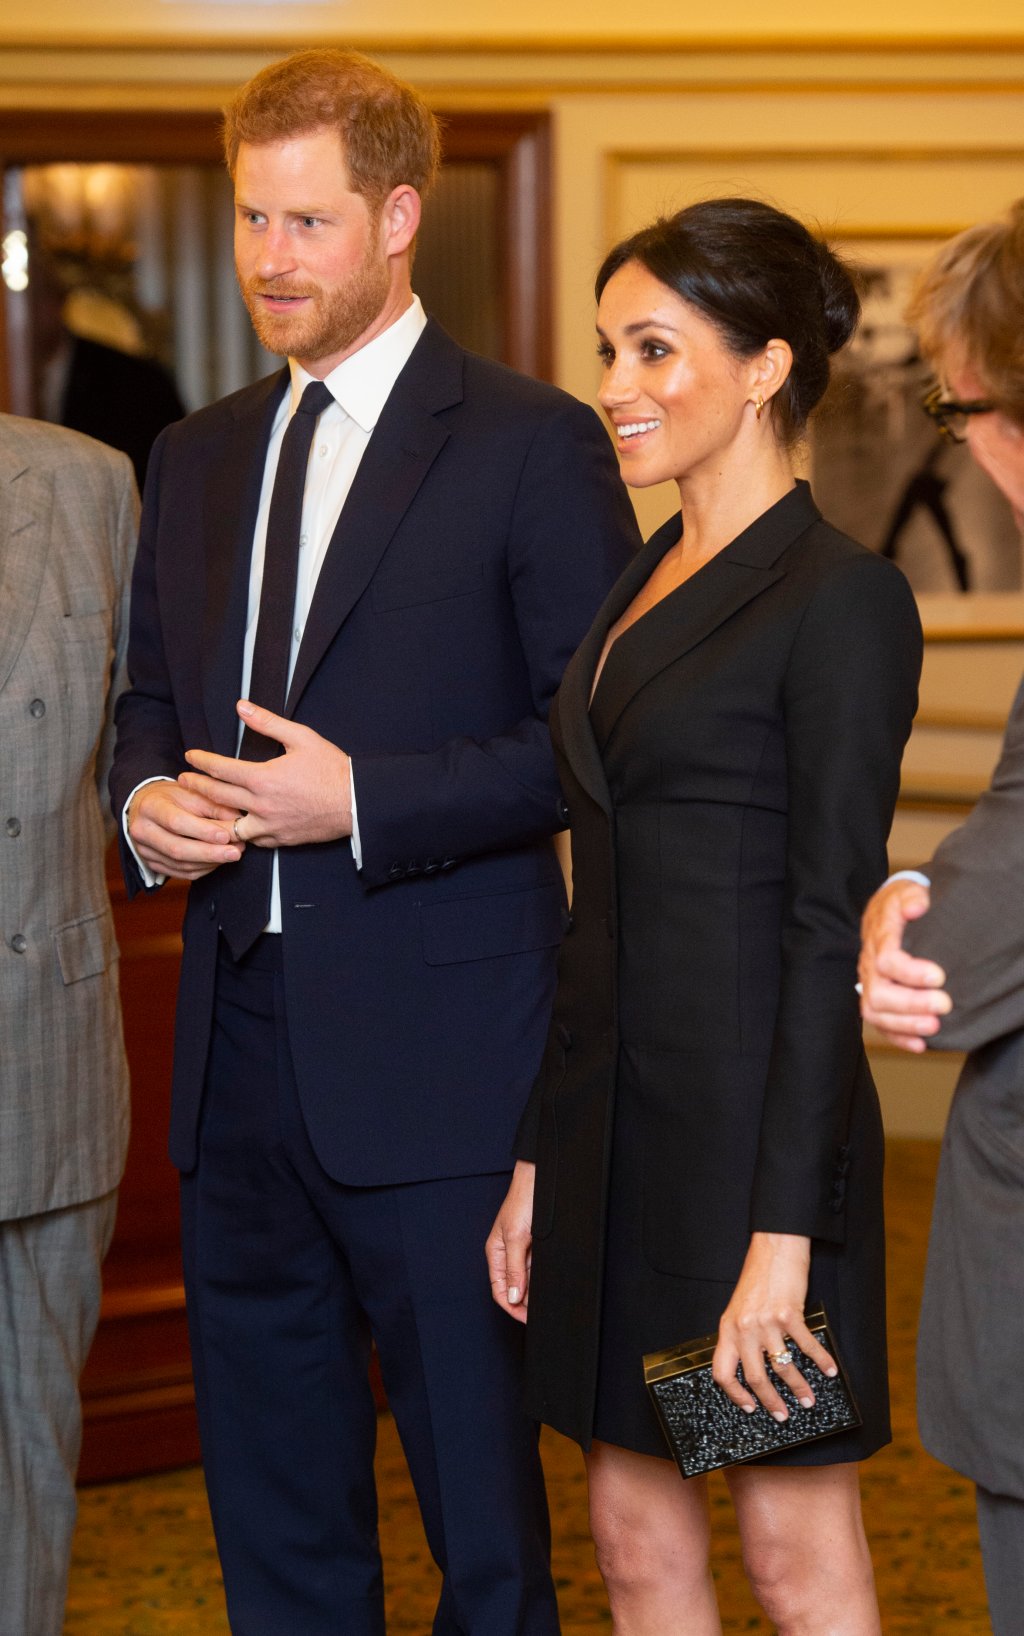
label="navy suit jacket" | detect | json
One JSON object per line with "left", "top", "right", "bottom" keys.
{"left": 111, "top": 319, "right": 639, "bottom": 1184}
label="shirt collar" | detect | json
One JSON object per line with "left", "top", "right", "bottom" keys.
{"left": 286, "top": 295, "right": 427, "bottom": 433}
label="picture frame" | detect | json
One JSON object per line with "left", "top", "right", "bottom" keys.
{"left": 811, "top": 234, "right": 1024, "bottom": 602}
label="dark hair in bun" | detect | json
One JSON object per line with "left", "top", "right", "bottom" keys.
{"left": 595, "top": 197, "right": 860, "bottom": 441}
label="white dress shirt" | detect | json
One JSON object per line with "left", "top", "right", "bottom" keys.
{"left": 125, "top": 295, "right": 428, "bottom": 931}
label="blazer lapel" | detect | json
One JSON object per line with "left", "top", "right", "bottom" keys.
{"left": 592, "top": 560, "right": 783, "bottom": 752}
{"left": 200, "top": 371, "right": 286, "bottom": 754}
{"left": 557, "top": 514, "right": 682, "bottom": 814}
{"left": 559, "top": 482, "right": 823, "bottom": 791}
{"left": 0, "top": 427, "right": 55, "bottom": 695}
{"left": 285, "top": 322, "right": 459, "bottom": 716}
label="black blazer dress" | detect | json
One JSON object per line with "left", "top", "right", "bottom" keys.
{"left": 516, "top": 482, "right": 923, "bottom": 1462}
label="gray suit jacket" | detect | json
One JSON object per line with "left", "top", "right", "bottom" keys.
{"left": 906, "top": 676, "right": 1024, "bottom": 1496}
{"left": 0, "top": 415, "right": 136, "bottom": 1220}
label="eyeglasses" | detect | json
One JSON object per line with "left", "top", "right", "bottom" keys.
{"left": 921, "top": 383, "right": 996, "bottom": 444}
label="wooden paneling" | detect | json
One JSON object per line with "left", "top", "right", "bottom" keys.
{"left": 77, "top": 862, "right": 197, "bottom": 1483}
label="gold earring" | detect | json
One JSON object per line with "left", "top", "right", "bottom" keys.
{"left": 755, "top": 394, "right": 765, "bottom": 421}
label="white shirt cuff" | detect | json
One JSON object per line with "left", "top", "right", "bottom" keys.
{"left": 123, "top": 776, "right": 173, "bottom": 888}
{"left": 349, "top": 765, "right": 362, "bottom": 871}
{"left": 886, "top": 869, "right": 932, "bottom": 888}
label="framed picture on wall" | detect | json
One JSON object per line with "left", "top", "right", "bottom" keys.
{"left": 811, "top": 236, "right": 1023, "bottom": 596}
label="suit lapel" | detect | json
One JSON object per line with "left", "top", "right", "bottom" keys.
{"left": 200, "top": 371, "right": 286, "bottom": 754}
{"left": 0, "top": 428, "right": 55, "bottom": 695}
{"left": 284, "top": 321, "right": 460, "bottom": 717}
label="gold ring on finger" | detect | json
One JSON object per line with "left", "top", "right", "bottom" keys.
{"left": 768, "top": 1348, "right": 794, "bottom": 1369}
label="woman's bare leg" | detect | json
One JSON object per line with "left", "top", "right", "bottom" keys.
{"left": 584, "top": 1440, "right": 721, "bottom": 1635}
{"left": 726, "top": 1461, "right": 881, "bottom": 1635}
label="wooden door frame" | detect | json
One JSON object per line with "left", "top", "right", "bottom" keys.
{"left": 0, "top": 106, "right": 552, "bottom": 414}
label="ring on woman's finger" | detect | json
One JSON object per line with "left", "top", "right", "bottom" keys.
{"left": 232, "top": 817, "right": 244, "bottom": 842}
{"left": 768, "top": 1348, "right": 793, "bottom": 1368}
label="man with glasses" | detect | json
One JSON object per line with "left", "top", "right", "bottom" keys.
{"left": 859, "top": 202, "right": 1024, "bottom": 1636}
{"left": 921, "top": 382, "right": 997, "bottom": 444}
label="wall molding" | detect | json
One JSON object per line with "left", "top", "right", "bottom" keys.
{"left": 5, "top": 35, "right": 1024, "bottom": 54}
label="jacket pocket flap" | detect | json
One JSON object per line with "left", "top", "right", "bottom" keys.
{"left": 54, "top": 908, "right": 115, "bottom": 985}
{"left": 372, "top": 561, "right": 483, "bottom": 612}
{"left": 421, "top": 885, "right": 565, "bottom": 966}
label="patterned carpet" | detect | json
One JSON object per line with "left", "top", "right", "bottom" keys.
{"left": 65, "top": 1139, "right": 991, "bottom": 1633}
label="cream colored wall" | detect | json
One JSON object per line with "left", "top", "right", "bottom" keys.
{"left": 4, "top": 0, "right": 1024, "bottom": 47}
{"left": 553, "top": 79, "right": 1024, "bottom": 535}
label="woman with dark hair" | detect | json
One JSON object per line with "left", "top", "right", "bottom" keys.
{"left": 487, "top": 197, "right": 922, "bottom": 1632}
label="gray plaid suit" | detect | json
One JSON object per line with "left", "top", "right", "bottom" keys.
{"left": 904, "top": 676, "right": 1024, "bottom": 1635}
{"left": 0, "top": 414, "right": 136, "bottom": 1635}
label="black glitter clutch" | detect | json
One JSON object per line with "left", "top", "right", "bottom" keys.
{"left": 643, "top": 1305, "right": 861, "bottom": 1479}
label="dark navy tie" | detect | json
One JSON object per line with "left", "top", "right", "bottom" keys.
{"left": 240, "top": 378, "right": 335, "bottom": 758}
{"left": 219, "top": 378, "right": 334, "bottom": 958}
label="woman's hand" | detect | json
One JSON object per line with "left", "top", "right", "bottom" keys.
{"left": 486, "top": 1160, "right": 536, "bottom": 1324}
{"left": 711, "top": 1232, "right": 837, "bottom": 1420}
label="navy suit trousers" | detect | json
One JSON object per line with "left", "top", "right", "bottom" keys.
{"left": 180, "top": 937, "right": 559, "bottom": 1636}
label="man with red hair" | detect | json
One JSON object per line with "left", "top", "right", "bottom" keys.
{"left": 112, "top": 47, "right": 638, "bottom": 1636}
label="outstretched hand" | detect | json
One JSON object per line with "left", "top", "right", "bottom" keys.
{"left": 179, "top": 700, "right": 353, "bottom": 849}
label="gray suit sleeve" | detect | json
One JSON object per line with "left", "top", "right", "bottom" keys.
{"left": 904, "top": 677, "right": 1024, "bottom": 1052}
{"left": 95, "top": 452, "right": 140, "bottom": 837}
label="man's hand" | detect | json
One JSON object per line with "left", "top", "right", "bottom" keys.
{"left": 127, "top": 780, "right": 244, "bottom": 881}
{"left": 179, "top": 701, "right": 353, "bottom": 849}
{"left": 486, "top": 1161, "right": 536, "bottom": 1325}
{"left": 858, "top": 878, "right": 951, "bottom": 1051}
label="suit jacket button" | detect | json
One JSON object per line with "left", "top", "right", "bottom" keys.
{"left": 5, "top": 818, "right": 21, "bottom": 838}
{"left": 10, "top": 933, "right": 27, "bottom": 953}
{"left": 423, "top": 859, "right": 440, "bottom": 875}
{"left": 565, "top": 912, "right": 574, "bottom": 932}
{"left": 557, "top": 798, "right": 570, "bottom": 825}
{"left": 406, "top": 862, "right": 421, "bottom": 878}
{"left": 440, "top": 857, "right": 456, "bottom": 871}
{"left": 208, "top": 901, "right": 217, "bottom": 919}
{"left": 29, "top": 698, "right": 46, "bottom": 719}
{"left": 388, "top": 863, "right": 404, "bottom": 879}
